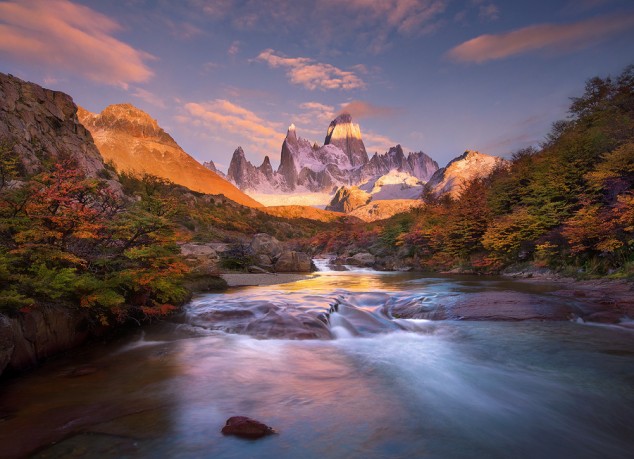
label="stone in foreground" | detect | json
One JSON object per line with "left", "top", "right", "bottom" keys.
{"left": 221, "top": 416, "right": 276, "bottom": 439}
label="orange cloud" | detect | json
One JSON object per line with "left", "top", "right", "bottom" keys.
{"left": 0, "top": 0, "right": 153, "bottom": 88}
{"left": 447, "top": 12, "right": 634, "bottom": 63}
{"left": 364, "top": 131, "right": 404, "bottom": 155}
{"left": 256, "top": 49, "right": 366, "bottom": 91}
{"left": 183, "top": 100, "right": 286, "bottom": 159}
{"left": 339, "top": 101, "right": 399, "bottom": 119}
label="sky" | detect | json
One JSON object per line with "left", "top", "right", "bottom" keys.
{"left": 1, "top": 0, "right": 633, "bottom": 172}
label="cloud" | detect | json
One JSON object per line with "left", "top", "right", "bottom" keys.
{"left": 339, "top": 101, "right": 399, "bottom": 119}
{"left": 256, "top": 49, "right": 366, "bottom": 91}
{"left": 182, "top": 100, "right": 285, "bottom": 158}
{"left": 447, "top": 12, "right": 634, "bottom": 63}
{"left": 189, "top": 0, "right": 447, "bottom": 53}
{"left": 339, "top": 0, "right": 448, "bottom": 34}
{"left": 478, "top": 3, "right": 500, "bottom": 21}
{"left": 363, "top": 131, "right": 403, "bottom": 155}
{"left": 287, "top": 102, "right": 336, "bottom": 139}
{"left": 227, "top": 40, "right": 240, "bottom": 56}
{"left": 0, "top": 0, "right": 154, "bottom": 88}
{"left": 131, "top": 87, "right": 166, "bottom": 108}
{"left": 165, "top": 19, "right": 205, "bottom": 40}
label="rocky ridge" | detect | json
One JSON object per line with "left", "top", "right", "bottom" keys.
{"left": 227, "top": 115, "right": 438, "bottom": 201}
{"left": 427, "top": 150, "right": 508, "bottom": 198}
{"left": 78, "top": 104, "right": 262, "bottom": 208}
{"left": 0, "top": 73, "right": 109, "bottom": 180}
{"left": 203, "top": 159, "right": 226, "bottom": 178}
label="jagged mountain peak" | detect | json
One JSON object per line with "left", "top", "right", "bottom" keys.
{"left": 324, "top": 112, "right": 368, "bottom": 167}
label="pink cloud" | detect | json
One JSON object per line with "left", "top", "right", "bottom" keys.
{"left": 447, "top": 12, "right": 634, "bottom": 63}
{"left": 0, "top": 0, "right": 153, "bottom": 88}
{"left": 131, "top": 87, "right": 166, "bottom": 108}
{"left": 183, "top": 100, "right": 286, "bottom": 159}
{"left": 256, "top": 49, "right": 366, "bottom": 91}
{"left": 227, "top": 41, "right": 240, "bottom": 56}
{"left": 364, "top": 131, "right": 404, "bottom": 155}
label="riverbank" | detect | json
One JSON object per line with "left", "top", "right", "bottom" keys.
{"left": 221, "top": 272, "right": 314, "bottom": 287}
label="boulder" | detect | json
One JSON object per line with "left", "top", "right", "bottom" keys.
{"left": 250, "top": 233, "right": 283, "bottom": 258}
{"left": 180, "top": 243, "right": 220, "bottom": 277}
{"left": 221, "top": 416, "right": 276, "bottom": 439}
{"left": 255, "top": 254, "right": 273, "bottom": 268}
{"left": 274, "top": 251, "right": 312, "bottom": 272}
{"left": 180, "top": 243, "right": 219, "bottom": 259}
{"left": 347, "top": 252, "right": 375, "bottom": 267}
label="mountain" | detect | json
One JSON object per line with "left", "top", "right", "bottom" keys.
{"left": 0, "top": 73, "right": 109, "bottom": 180}
{"left": 203, "top": 159, "right": 226, "bottom": 178}
{"left": 78, "top": 104, "right": 261, "bottom": 208}
{"left": 359, "top": 145, "right": 438, "bottom": 183}
{"left": 227, "top": 115, "right": 438, "bottom": 205}
{"left": 324, "top": 114, "right": 368, "bottom": 167}
{"left": 427, "top": 150, "right": 508, "bottom": 199}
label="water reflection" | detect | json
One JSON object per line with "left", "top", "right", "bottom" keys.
{"left": 0, "top": 271, "right": 632, "bottom": 458}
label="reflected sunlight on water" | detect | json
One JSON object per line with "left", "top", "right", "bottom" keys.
{"left": 1, "top": 270, "right": 633, "bottom": 459}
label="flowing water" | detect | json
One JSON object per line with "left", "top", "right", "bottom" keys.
{"left": 1, "top": 266, "right": 633, "bottom": 458}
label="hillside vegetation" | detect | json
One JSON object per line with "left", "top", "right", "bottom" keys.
{"left": 309, "top": 66, "right": 634, "bottom": 278}
{"left": 0, "top": 151, "right": 346, "bottom": 325}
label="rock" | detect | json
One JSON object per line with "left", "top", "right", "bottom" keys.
{"left": 326, "top": 186, "right": 371, "bottom": 213}
{"left": 255, "top": 254, "right": 273, "bottom": 268}
{"left": 249, "top": 233, "right": 283, "bottom": 258}
{"left": 180, "top": 243, "right": 221, "bottom": 278}
{"left": 180, "top": 243, "right": 219, "bottom": 258}
{"left": 0, "top": 316, "right": 15, "bottom": 373}
{"left": 347, "top": 252, "right": 375, "bottom": 267}
{"left": 0, "top": 72, "right": 117, "bottom": 185}
{"left": 274, "top": 251, "right": 312, "bottom": 272}
{"left": 248, "top": 265, "right": 272, "bottom": 274}
{"left": 0, "top": 307, "right": 91, "bottom": 377}
{"left": 221, "top": 416, "right": 276, "bottom": 439}
{"left": 245, "top": 310, "right": 331, "bottom": 340}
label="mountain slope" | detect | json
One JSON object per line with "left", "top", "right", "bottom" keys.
{"left": 428, "top": 150, "right": 507, "bottom": 198}
{"left": 78, "top": 104, "right": 261, "bottom": 208}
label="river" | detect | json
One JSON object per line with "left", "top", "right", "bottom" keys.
{"left": 1, "top": 265, "right": 633, "bottom": 458}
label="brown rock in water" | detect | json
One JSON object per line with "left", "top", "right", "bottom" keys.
{"left": 274, "top": 251, "right": 312, "bottom": 272}
{"left": 221, "top": 416, "right": 275, "bottom": 439}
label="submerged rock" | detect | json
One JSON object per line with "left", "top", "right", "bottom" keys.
{"left": 221, "top": 416, "right": 276, "bottom": 439}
